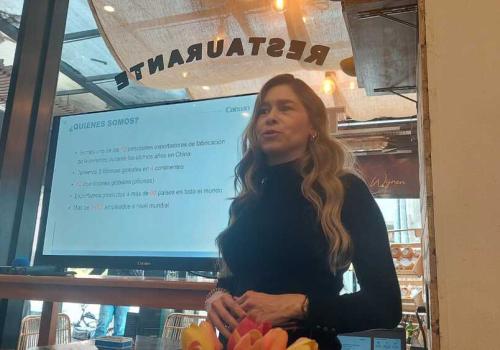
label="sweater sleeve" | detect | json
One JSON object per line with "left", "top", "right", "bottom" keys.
{"left": 214, "top": 200, "right": 241, "bottom": 295}
{"left": 305, "top": 174, "right": 402, "bottom": 333}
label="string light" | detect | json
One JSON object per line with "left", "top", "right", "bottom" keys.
{"left": 272, "top": 0, "right": 286, "bottom": 12}
{"left": 349, "top": 81, "right": 356, "bottom": 90}
{"left": 103, "top": 5, "right": 115, "bottom": 12}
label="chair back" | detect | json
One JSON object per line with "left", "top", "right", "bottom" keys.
{"left": 16, "top": 313, "right": 72, "bottom": 350}
{"left": 56, "top": 313, "right": 72, "bottom": 344}
{"left": 161, "top": 313, "right": 206, "bottom": 342}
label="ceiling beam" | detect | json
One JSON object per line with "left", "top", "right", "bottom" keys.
{"left": 59, "top": 61, "right": 123, "bottom": 108}
{"left": 63, "top": 29, "right": 100, "bottom": 42}
{"left": 56, "top": 88, "right": 87, "bottom": 96}
{"left": 85, "top": 73, "right": 120, "bottom": 82}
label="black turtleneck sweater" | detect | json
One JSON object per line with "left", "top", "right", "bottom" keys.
{"left": 217, "top": 161, "right": 401, "bottom": 349}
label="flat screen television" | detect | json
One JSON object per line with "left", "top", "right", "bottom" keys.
{"left": 35, "top": 93, "right": 257, "bottom": 271}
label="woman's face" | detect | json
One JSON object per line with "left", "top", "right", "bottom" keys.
{"left": 255, "top": 84, "right": 315, "bottom": 165}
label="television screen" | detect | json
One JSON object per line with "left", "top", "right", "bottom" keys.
{"left": 36, "top": 94, "right": 256, "bottom": 271}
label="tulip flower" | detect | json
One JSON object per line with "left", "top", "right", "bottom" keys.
{"left": 227, "top": 317, "right": 272, "bottom": 350}
{"left": 181, "top": 321, "right": 222, "bottom": 350}
{"left": 286, "top": 337, "right": 318, "bottom": 350}
{"left": 233, "top": 329, "right": 262, "bottom": 350}
{"left": 181, "top": 317, "right": 317, "bottom": 350}
{"left": 262, "top": 328, "right": 288, "bottom": 350}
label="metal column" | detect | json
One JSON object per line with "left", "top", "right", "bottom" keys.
{"left": 0, "top": 1, "right": 68, "bottom": 347}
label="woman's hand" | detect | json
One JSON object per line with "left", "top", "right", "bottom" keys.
{"left": 235, "top": 291, "right": 306, "bottom": 326}
{"left": 206, "top": 291, "right": 247, "bottom": 338}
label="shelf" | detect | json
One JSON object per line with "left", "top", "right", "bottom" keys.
{"left": 402, "top": 303, "right": 417, "bottom": 313}
{"left": 398, "top": 275, "right": 422, "bottom": 278}
{"left": 402, "top": 296, "right": 416, "bottom": 302}
{"left": 399, "top": 283, "right": 423, "bottom": 288}
{"left": 390, "top": 243, "right": 421, "bottom": 248}
{"left": 342, "top": 0, "right": 418, "bottom": 96}
{"left": 396, "top": 269, "right": 419, "bottom": 275}
{"left": 388, "top": 228, "right": 422, "bottom": 237}
{"left": 399, "top": 282, "right": 423, "bottom": 287}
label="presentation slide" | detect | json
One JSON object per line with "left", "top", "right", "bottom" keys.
{"left": 42, "top": 95, "right": 256, "bottom": 258}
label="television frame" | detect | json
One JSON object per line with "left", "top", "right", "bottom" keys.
{"left": 35, "top": 93, "right": 257, "bottom": 272}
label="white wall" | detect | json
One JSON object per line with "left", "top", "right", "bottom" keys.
{"left": 425, "top": 0, "right": 500, "bottom": 348}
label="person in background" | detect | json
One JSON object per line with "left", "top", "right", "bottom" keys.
{"left": 204, "top": 74, "right": 402, "bottom": 350}
{"left": 90, "top": 269, "right": 143, "bottom": 337}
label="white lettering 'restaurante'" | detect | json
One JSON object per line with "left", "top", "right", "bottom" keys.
{"left": 114, "top": 37, "right": 330, "bottom": 90}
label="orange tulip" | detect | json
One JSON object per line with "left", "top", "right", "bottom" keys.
{"left": 234, "top": 329, "right": 262, "bottom": 350}
{"left": 229, "top": 320, "right": 289, "bottom": 350}
{"left": 228, "top": 317, "right": 272, "bottom": 350}
{"left": 262, "top": 328, "right": 288, "bottom": 350}
{"left": 182, "top": 317, "right": 317, "bottom": 350}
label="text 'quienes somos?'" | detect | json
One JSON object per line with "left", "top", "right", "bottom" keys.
{"left": 70, "top": 117, "right": 139, "bottom": 131}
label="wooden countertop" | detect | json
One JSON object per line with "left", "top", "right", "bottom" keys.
{"left": 0, "top": 274, "right": 216, "bottom": 310}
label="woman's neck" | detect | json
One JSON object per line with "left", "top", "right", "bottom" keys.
{"left": 265, "top": 152, "right": 303, "bottom": 166}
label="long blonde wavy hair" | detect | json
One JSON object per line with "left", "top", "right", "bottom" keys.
{"left": 218, "top": 74, "right": 356, "bottom": 272}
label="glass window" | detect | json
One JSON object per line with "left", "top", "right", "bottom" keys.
{"left": 0, "top": 0, "right": 22, "bottom": 114}
{"left": 65, "top": 0, "right": 98, "bottom": 34}
{"left": 95, "top": 80, "right": 189, "bottom": 106}
{"left": 376, "top": 198, "right": 422, "bottom": 243}
{"left": 0, "top": 0, "right": 23, "bottom": 29}
{"left": 61, "top": 37, "right": 122, "bottom": 77}
{"left": 53, "top": 0, "right": 193, "bottom": 115}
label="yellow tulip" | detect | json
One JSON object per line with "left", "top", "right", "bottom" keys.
{"left": 181, "top": 322, "right": 222, "bottom": 350}
{"left": 286, "top": 337, "right": 318, "bottom": 350}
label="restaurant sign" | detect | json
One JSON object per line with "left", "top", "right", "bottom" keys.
{"left": 114, "top": 37, "right": 330, "bottom": 90}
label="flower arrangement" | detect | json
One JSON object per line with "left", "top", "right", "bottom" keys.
{"left": 181, "top": 317, "right": 318, "bottom": 350}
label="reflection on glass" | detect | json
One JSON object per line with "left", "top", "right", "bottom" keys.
{"left": 0, "top": 1, "right": 24, "bottom": 112}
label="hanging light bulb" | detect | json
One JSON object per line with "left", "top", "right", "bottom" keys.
{"left": 322, "top": 73, "right": 336, "bottom": 94}
{"left": 214, "top": 18, "right": 226, "bottom": 42}
{"left": 322, "top": 78, "right": 334, "bottom": 94}
{"left": 349, "top": 81, "right": 356, "bottom": 90}
{"left": 272, "top": 0, "right": 286, "bottom": 13}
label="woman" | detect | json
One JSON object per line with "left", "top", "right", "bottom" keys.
{"left": 205, "top": 74, "right": 401, "bottom": 349}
